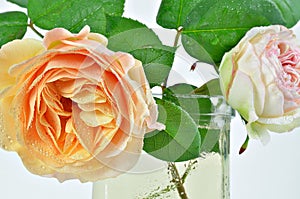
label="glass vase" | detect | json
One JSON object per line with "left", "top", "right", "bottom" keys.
{"left": 92, "top": 94, "right": 232, "bottom": 199}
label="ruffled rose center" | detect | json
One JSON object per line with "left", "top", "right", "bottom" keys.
{"left": 20, "top": 52, "right": 127, "bottom": 166}
{"left": 269, "top": 40, "right": 300, "bottom": 111}
{"left": 278, "top": 46, "right": 300, "bottom": 91}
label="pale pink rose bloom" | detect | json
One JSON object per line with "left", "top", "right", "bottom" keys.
{"left": 220, "top": 25, "right": 300, "bottom": 143}
{"left": 0, "top": 25, "right": 164, "bottom": 182}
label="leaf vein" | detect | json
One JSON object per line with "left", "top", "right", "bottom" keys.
{"left": 32, "top": 0, "right": 68, "bottom": 20}
{"left": 69, "top": 5, "right": 103, "bottom": 31}
{"left": 183, "top": 27, "right": 249, "bottom": 33}
{"left": 0, "top": 23, "right": 26, "bottom": 27}
{"left": 279, "top": 0, "right": 296, "bottom": 22}
{"left": 177, "top": 0, "right": 184, "bottom": 27}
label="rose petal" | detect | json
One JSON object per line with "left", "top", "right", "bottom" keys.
{"left": 227, "top": 70, "right": 258, "bottom": 122}
{"left": 80, "top": 110, "right": 114, "bottom": 127}
{"left": 219, "top": 51, "right": 234, "bottom": 98}
{"left": 262, "top": 83, "right": 284, "bottom": 116}
{"left": 0, "top": 96, "right": 20, "bottom": 151}
{"left": 44, "top": 25, "right": 90, "bottom": 49}
{"left": 88, "top": 32, "right": 108, "bottom": 46}
{"left": 0, "top": 39, "right": 44, "bottom": 91}
{"left": 246, "top": 122, "right": 270, "bottom": 145}
{"left": 237, "top": 42, "right": 266, "bottom": 116}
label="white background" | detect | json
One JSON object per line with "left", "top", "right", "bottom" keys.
{"left": 1, "top": 0, "right": 300, "bottom": 198}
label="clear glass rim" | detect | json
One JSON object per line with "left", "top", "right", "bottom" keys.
{"left": 152, "top": 93, "right": 225, "bottom": 99}
{"left": 152, "top": 93, "right": 234, "bottom": 117}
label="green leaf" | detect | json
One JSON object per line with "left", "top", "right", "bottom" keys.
{"left": 193, "top": 78, "right": 222, "bottom": 96}
{"left": 157, "top": 0, "right": 300, "bottom": 64}
{"left": 163, "top": 85, "right": 213, "bottom": 125}
{"left": 143, "top": 98, "right": 200, "bottom": 162}
{"left": 105, "top": 15, "right": 145, "bottom": 38}
{"left": 199, "top": 128, "right": 220, "bottom": 153}
{"left": 106, "top": 16, "right": 175, "bottom": 86}
{"left": 157, "top": 0, "right": 200, "bottom": 29}
{"left": 107, "top": 16, "right": 164, "bottom": 51}
{"left": 0, "top": 12, "right": 28, "bottom": 47}
{"left": 131, "top": 48, "right": 174, "bottom": 87}
{"left": 162, "top": 84, "right": 222, "bottom": 153}
{"left": 272, "top": 0, "right": 300, "bottom": 27}
{"left": 165, "top": 83, "right": 197, "bottom": 95}
{"left": 8, "top": 0, "right": 28, "bottom": 8}
{"left": 27, "top": 0, "right": 125, "bottom": 34}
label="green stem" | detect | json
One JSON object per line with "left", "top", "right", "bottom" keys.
{"left": 28, "top": 20, "right": 44, "bottom": 38}
{"left": 168, "top": 162, "right": 188, "bottom": 199}
{"left": 173, "top": 26, "right": 183, "bottom": 47}
{"left": 162, "top": 27, "right": 184, "bottom": 89}
{"left": 181, "top": 160, "right": 197, "bottom": 183}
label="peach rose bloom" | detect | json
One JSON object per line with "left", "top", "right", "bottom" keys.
{"left": 0, "top": 26, "right": 164, "bottom": 182}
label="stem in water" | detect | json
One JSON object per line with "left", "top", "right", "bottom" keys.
{"left": 168, "top": 162, "right": 188, "bottom": 199}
